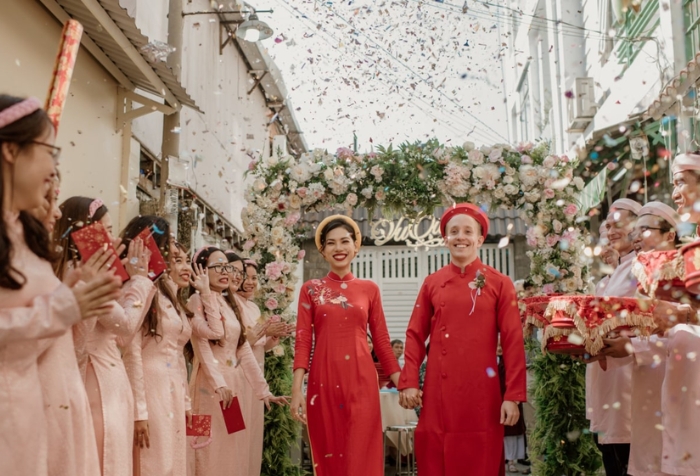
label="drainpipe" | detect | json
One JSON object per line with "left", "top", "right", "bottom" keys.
{"left": 161, "top": 0, "right": 183, "bottom": 229}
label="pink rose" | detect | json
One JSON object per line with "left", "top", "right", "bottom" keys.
{"left": 243, "top": 239, "right": 256, "bottom": 251}
{"left": 336, "top": 147, "right": 355, "bottom": 160}
{"left": 296, "top": 187, "right": 307, "bottom": 198}
{"left": 297, "top": 250, "right": 306, "bottom": 260}
{"left": 248, "top": 160, "right": 258, "bottom": 171}
{"left": 521, "top": 155, "right": 532, "bottom": 164}
{"left": 284, "top": 212, "right": 301, "bottom": 226}
{"left": 265, "top": 297, "right": 279, "bottom": 311}
{"left": 543, "top": 189, "right": 555, "bottom": 199}
{"left": 542, "top": 283, "right": 556, "bottom": 295}
{"left": 273, "top": 283, "right": 286, "bottom": 293}
{"left": 564, "top": 204, "right": 578, "bottom": 216}
{"left": 546, "top": 234, "right": 560, "bottom": 247}
{"left": 270, "top": 315, "right": 281, "bottom": 322}
{"left": 517, "top": 142, "right": 534, "bottom": 153}
{"left": 560, "top": 155, "right": 570, "bottom": 163}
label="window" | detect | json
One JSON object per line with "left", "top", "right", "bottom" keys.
{"left": 685, "top": 0, "right": 700, "bottom": 60}
{"left": 615, "top": 0, "right": 660, "bottom": 66}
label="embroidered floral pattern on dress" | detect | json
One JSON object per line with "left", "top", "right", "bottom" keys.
{"left": 307, "top": 280, "right": 353, "bottom": 309}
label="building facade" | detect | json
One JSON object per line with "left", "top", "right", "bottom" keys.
{"left": 1, "top": 0, "right": 306, "bottom": 249}
{"left": 501, "top": 0, "right": 688, "bottom": 211}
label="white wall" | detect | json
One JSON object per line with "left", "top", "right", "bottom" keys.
{"left": 130, "top": 0, "right": 273, "bottom": 231}
{"left": 1, "top": 0, "right": 124, "bottom": 217}
{"left": 504, "top": 0, "right": 675, "bottom": 157}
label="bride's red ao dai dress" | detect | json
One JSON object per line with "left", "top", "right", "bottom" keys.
{"left": 294, "top": 272, "right": 400, "bottom": 475}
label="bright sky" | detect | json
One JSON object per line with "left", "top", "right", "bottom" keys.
{"left": 260, "top": 0, "right": 515, "bottom": 152}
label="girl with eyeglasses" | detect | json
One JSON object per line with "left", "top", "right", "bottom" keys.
{"left": 52, "top": 201, "right": 156, "bottom": 476}
{"left": 0, "top": 94, "right": 121, "bottom": 476}
{"left": 122, "top": 232, "right": 197, "bottom": 476}
{"left": 188, "top": 247, "right": 287, "bottom": 476}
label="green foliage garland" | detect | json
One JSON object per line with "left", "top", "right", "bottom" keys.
{"left": 528, "top": 341, "right": 602, "bottom": 475}
{"left": 261, "top": 338, "right": 304, "bottom": 476}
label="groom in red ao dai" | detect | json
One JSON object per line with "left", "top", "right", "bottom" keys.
{"left": 399, "top": 204, "right": 527, "bottom": 476}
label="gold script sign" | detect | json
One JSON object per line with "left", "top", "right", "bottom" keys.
{"left": 369, "top": 216, "right": 444, "bottom": 247}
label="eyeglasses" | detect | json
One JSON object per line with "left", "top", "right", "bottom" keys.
{"left": 629, "top": 226, "right": 665, "bottom": 239}
{"left": 31, "top": 141, "right": 61, "bottom": 160}
{"left": 230, "top": 269, "right": 243, "bottom": 277}
{"left": 207, "top": 264, "right": 233, "bottom": 274}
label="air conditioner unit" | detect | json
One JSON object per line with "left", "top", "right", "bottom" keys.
{"left": 567, "top": 77, "right": 597, "bottom": 132}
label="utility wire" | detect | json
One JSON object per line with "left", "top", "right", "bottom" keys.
{"left": 274, "top": 0, "right": 508, "bottom": 145}
{"left": 311, "top": 1, "right": 511, "bottom": 143}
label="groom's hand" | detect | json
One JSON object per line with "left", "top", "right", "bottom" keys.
{"left": 399, "top": 388, "right": 422, "bottom": 409}
{"left": 500, "top": 400, "right": 520, "bottom": 426}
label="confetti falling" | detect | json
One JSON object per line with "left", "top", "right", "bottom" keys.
{"left": 265, "top": 0, "right": 510, "bottom": 149}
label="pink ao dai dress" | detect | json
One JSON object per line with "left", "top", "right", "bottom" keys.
{"left": 586, "top": 251, "right": 636, "bottom": 444}
{"left": 188, "top": 292, "right": 272, "bottom": 476}
{"left": 628, "top": 336, "right": 668, "bottom": 476}
{"left": 75, "top": 275, "right": 155, "bottom": 476}
{"left": 234, "top": 294, "right": 267, "bottom": 476}
{"left": 0, "top": 211, "right": 92, "bottom": 476}
{"left": 661, "top": 324, "right": 700, "bottom": 476}
{"left": 123, "top": 280, "right": 192, "bottom": 476}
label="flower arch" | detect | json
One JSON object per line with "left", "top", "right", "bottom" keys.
{"left": 245, "top": 139, "right": 601, "bottom": 475}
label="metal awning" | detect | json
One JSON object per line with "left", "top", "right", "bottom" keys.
{"left": 646, "top": 51, "right": 700, "bottom": 120}
{"left": 38, "top": 0, "right": 200, "bottom": 112}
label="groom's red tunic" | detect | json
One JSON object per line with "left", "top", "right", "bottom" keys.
{"left": 399, "top": 259, "right": 527, "bottom": 475}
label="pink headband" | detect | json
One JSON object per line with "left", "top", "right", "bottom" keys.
{"left": 0, "top": 97, "right": 43, "bottom": 130}
{"left": 244, "top": 259, "right": 257, "bottom": 266}
{"left": 88, "top": 198, "right": 104, "bottom": 219}
{"left": 609, "top": 198, "right": 642, "bottom": 216}
{"left": 638, "top": 201, "right": 680, "bottom": 227}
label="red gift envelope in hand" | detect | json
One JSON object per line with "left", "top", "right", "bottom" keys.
{"left": 220, "top": 397, "right": 246, "bottom": 434}
{"left": 186, "top": 414, "right": 212, "bottom": 436}
{"left": 136, "top": 227, "right": 167, "bottom": 280}
{"left": 71, "top": 223, "right": 129, "bottom": 282}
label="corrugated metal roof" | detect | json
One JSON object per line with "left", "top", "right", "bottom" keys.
{"left": 54, "top": 0, "right": 200, "bottom": 111}
{"left": 301, "top": 207, "right": 527, "bottom": 243}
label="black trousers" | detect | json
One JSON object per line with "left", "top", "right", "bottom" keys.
{"left": 594, "top": 434, "right": 630, "bottom": 476}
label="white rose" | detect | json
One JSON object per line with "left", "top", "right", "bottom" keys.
{"left": 468, "top": 149, "right": 484, "bottom": 165}
{"left": 488, "top": 148, "right": 503, "bottom": 162}
{"left": 552, "top": 220, "right": 563, "bottom": 233}
{"left": 346, "top": 193, "right": 358, "bottom": 206}
{"left": 463, "top": 141, "right": 475, "bottom": 151}
{"left": 265, "top": 154, "right": 279, "bottom": 167}
{"left": 253, "top": 179, "right": 267, "bottom": 192}
{"left": 480, "top": 145, "right": 493, "bottom": 155}
{"left": 573, "top": 177, "right": 585, "bottom": 190}
{"left": 493, "top": 188, "right": 506, "bottom": 199}
{"left": 289, "top": 194, "right": 302, "bottom": 209}
{"left": 543, "top": 156, "right": 556, "bottom": 168}
{"left": 272, "top": 345, "right": 285, "bottom": 357}
{"left": 323, "top": 168, "right": 334, "bottom": 181}
{"left": 504, "top": 184, "right": 518, "bottom": 195}
{"left": 503, "top": 176, "right": 514, "bottom": 184}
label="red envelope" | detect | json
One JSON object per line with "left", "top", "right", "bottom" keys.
{"left": 136, "top": 227, "right": 167, "bottom": 280}
{"left": 71, "top": 223, "right": 129, "bottom": 282}
{"left": 186, "top": 414, "right": 212, "bottom": 436}
{"left": 219, "top": 398, "right": 246, "bottom": 434}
